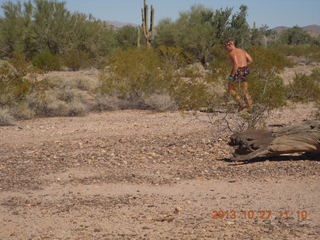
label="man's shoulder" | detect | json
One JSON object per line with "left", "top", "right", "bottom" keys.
{"left": 229, "top": 49, "right": 237, "bottom": 56}
{"left": 234, "top": 48, "right": 248, "bottom": 56}
{"left": 235, "top": 47, "right": 246, "bottom": 52}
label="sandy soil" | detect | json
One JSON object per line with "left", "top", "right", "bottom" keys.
{"left": 0, "top": 101, "right": 319, "bottom": 240}
{"left": 280, "top": 62, "right": 320, "bottom": 85}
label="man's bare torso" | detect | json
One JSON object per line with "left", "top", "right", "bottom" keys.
{"left": 229, "top": 48, "right": 249, "bottom": 67}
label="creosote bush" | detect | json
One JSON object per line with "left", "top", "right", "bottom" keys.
{"left": 270, "top": 44, "right": 320, "bottom": 64}
{"left": 99, "top": 47, "right": 214, "bottom": 111}
{"left": 288, "top": 68, "right": 320, "bottom": 103}
{"left": 62, "top": 49, "right": 91, "bottom": 71}
{"left": 27, "top": 76, "right": 97, "bottom": 117}
{"left": 209, "top": 44, "right": 230, "bottom": 80}
{"left": 242, "top": 47, "right": 290, "bottom": 128}
{"left": 100, "top": 47, "right": 162, "bottom": 99}
{"left": 0, "top": 56, "right": 100, "bottom": 121}
{"left": 0, "top": 56, "right": 41, "bottom": 112}
{"left": 32, "top": 50, "right": 62, "bottom": 71}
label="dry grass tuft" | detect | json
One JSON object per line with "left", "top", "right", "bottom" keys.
{"left": 0, "top": 108, "right": 16, "bottom": 126}
{"left": 144, "top": 93, "right": 178, "bottom": 111}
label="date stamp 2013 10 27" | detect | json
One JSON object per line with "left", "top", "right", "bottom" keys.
{"left": 211, "top": 209, "right": 309, "bottom": 220}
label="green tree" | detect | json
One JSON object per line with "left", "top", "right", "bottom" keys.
{"left": 279, "top": 26, "right": 312, "bottom": 45}
{"left": 227, "top": 5, "right": 250, "bottom": 48}
{"left": 170, "top": 5, "right": 219, "bottom": 64}
{"left": 67, "top": 15, "right": 117, "bottom": 60}
{"left": 154, "top": 5, "right": 251, "bottom": 65}
{"left": 116, "top": 25, "right": 138, "bottom": 49}
{"left": 0, "top": 1, "right": 33, "bottom": 57}
{"left": 31, "top": 0, "right": 71, "bottom": 54}
{"left": 154, "top": 18, "right": 176, "bottom": 47}
{"left": 0, "top": 0, "right": 118, "bottom": 65}
{"left": 210, "top": 7, "right": 232, "bottom": 41}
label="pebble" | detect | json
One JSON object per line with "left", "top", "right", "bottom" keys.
{"left": 174, "top": 207, "right": 183, "bottom": 214}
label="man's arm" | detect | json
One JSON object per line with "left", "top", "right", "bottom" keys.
{"left": 229, "top": 53, "right": 239, "bottom": 76}
{"left": 245, "top": 51, "right": 253, "bottom": 65}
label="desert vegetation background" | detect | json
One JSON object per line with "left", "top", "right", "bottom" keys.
{"left": 0, "top": 1, "right": 320, "bottom": 239}
{"left": 0, "top": 0, "right": 319, "bottom": 126}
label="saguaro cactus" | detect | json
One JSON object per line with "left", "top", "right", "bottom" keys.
{"left": 137, "top": 27, "right": 141, "bottom": 48}
{"left": 141, "top": 0, "right": 154, "bottom": 47}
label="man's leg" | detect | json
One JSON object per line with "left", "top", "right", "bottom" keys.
{"left": 241, "top": 81, "right": 252, "bottom": 108}
{"left": 228, "top": 81, "right": 243, "bottom": 106}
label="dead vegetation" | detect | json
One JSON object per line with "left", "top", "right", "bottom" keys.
{"left": 229, "top": 120, "right": 320, "bottom": 161}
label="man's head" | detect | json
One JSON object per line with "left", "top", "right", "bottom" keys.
{"left": 224, "top": 40, "right": 235, "bottom": 51}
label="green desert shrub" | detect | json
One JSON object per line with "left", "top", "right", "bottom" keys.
{"left": 157, "top": 46, "right": 191, "bottom": 69}
{"left": 247, "top": 46, "right": 290, "bottom": 110}
{"left": 209, "top": 44, "right": 230, "bottom": 78}
{"left": 249, "top": 74, "right": 287, "bottom": 109}
{"left": 271, "top": 44, "right": 309, "bottom": 57}
{"left": 309, "top": 48, "right": 320, "bottom": 63}
{"left": 249, "top": 46, "right": 293, "bottom": 72}
{"left": 242, "top": 47, "right": 289, "bottom": 128}
{"left": 270, "top": 44, "right": 320, "bottom": 63}
{"left": 62, "top": 49, "right": 91, "bottom": 71}
{"left": 0, "top": 60, "right": 21, "bottom": 106}
{"left": 0, "top": 59, "right": 37, "bottom": 107}
{"left": 278, "top": 26, "right": 313, "bottom": 45}
{"left": 99, "top": 47, "right": 214, "bottom": 111}
{"left": 9, "top": 102, "right": 35, "bottom": 120}
{"left": 168, "top": 79, "right": 213, "bottom": 110}
{"left": 32, "top": 50, "right": 62, "bottom": 71}
{"left": 158, "top": 47, "right": 215, "bottom": 109}
{"left": 288, "top": 68, "right": 320, "bottom": 103}
{"left": 0, "top": 55, "right": 48, "bottom": 123}
{"left": 100, "top": 47, "right": 163, "bottom": 99}
{"left": 25, "top": 75, "right": 96, "bottom": 117}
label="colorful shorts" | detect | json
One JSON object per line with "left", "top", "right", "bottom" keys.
{"left": 233, "top": 66, "right": 249, "bottom": 81}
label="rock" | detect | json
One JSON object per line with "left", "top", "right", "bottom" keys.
{"left": 174, "top": 207, "right": 183, "bottom": 214}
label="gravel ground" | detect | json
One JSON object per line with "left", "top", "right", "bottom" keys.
{"left": 0, "top": 102, "right": 319, "bottom": 240}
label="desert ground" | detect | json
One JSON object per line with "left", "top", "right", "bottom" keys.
{"left": 0, "top": 66, "right": 320, "bottom": 240}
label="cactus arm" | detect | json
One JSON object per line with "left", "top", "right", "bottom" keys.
{"left": 141, "top": 0, "right": 154, "bottom": 47}
{"left": 141, "top": 8, "right": 147, "bottom": 38}
{"left": 150, "top": 5, "right": 154, "bottom": 34}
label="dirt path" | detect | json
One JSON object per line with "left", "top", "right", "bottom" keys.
{"left": 0, "top": 105, "right": 319, "bottom": 239}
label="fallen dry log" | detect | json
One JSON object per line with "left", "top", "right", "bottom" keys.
{"left": 229, "top": 120, "right": 320, "bottom": 161}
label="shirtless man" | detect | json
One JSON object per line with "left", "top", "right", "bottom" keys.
{"left": 224, "top": 40, "right": 253, "bottom": 112}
